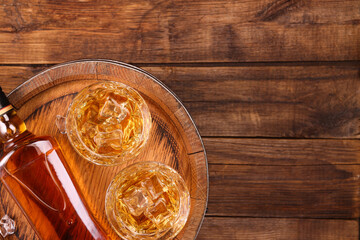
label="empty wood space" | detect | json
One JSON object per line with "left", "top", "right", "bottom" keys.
{"left": 0, "top": 0, "right": 358, "bottom": 63}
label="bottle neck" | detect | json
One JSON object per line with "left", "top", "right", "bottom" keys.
{"left": 0, "top": 107, "right": 28, "bottom": 144}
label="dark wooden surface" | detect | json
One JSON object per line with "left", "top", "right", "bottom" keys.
{"left": 0, "top": 0, "right": 359, "bottom": 239}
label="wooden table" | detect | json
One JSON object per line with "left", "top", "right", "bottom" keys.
{"left": 0, "top": 1, "right": 359, "bottom": 239}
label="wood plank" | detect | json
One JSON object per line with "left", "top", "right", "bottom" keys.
{"left": 203, "top": 138, "right": 360, "bottom": 218}
{"left": 0, "top": 0, "right": 358, "bottom": 64}
{"left": 0, "top": 66, "right": 43, "bottom": 94}
{"left": 204, "top": 138, "right": 360, "bottom": 165}
{"left": 208, "top": 164, "right": 360, "bottom": 218}
{"left": 1, "top": 64, "right": 359, "bottom": 138}
{"left": 149, "top": 65, "right": 360, "bottom": 138}
{"left": 197, "top": 217, "right": 359, "bottom": 240}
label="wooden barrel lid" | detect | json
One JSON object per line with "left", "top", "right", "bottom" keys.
{"left": 5, "top": 60, "right": 208, "bottom": 239}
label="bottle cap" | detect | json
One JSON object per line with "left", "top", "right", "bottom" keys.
{"left": 0, "top": 87, "right": 11, "bottom": 108}
{"left": 0, "top": 87, "right": 12, "bottom": 114}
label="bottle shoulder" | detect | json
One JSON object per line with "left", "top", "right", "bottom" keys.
{"left": 0, "top": 134, "right": 60, "bottom": 173}
{"left": 6, "top": 133, "right": 58, "bottom": 150}
{"left": 1, "top": 133, "right": 60, "bottom": 160}
{"left": 24, "top": 135, "right": 58, "bottom": 145}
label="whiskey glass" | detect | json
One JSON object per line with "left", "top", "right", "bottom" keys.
{"left": 105, "top": 161, "right": 190, "bottom": 240}
{"left": 64, "top": 81, "right": 152, "bottom": 166}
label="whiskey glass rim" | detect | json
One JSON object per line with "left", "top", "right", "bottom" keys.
{"left": 105, "top": 161, "right": 191, "bottom": 240}
{"left": 64, "top": 80, "right": 152, "bottom": 166}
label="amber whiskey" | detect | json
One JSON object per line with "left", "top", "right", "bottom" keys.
{"left": 66, "top": 81, "right": 151, "bottom": 165}
{"left": 0, "top": 88, "right": 107, "bottom": 239}
{"left": 105, "top": 161, "right": 190, "bottom": 240}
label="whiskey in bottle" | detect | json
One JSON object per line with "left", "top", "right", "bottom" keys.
{"left": 0, "top": 88, "right": 108, "bottom": 239}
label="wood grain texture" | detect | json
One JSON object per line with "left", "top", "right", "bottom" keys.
{"left": 0, "top": 0, "right": 358, "bottom": 64}
{"left": 148, "top": 65, "right": 360, "bottom": 138}
{"left": 208, "top": 164, "right": 360, "bottom": 218}
{"left": 1, "top": 64, "right": 360, "bottom": 138}
{"left": 0, "top": 61, "right": 208, "bottom": 239}
{"left": 0, "top": 66, "right": 44, "bottom": 94}
{"left": 197, "top": 217, "right": 359, "bottom": 240}
{"left": 204, "top": 138, "right": 360, "bottom": 165}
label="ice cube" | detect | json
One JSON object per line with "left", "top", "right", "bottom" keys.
{"left": 121, "top": 188, "right": 152, "bottom": 217}
{"left": 84, "top": 103, "right": 99, "bottom": 123}
{"left": 94, "top": 129, "right": 123, "bottom": 150}
{"left": 0, "top": 215, "right": 16, "bottom": 237}
{"left": 145, "top": 199, "right": 172, "bottom": 225}
{"left": 99, "top": 97, "right": 129, "bottom": 121}
{"left": 80, "top": 121, "right": 97, "bottom": 135}
{"left": 96, "top": 117, "right": 120, "bottom": 133}
{"left": 141, "top": 174, "right": 167, "bottom": 200}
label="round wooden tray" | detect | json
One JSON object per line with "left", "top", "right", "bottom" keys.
{"left": 4, "top": 60, "right": 208, "bottom": 239}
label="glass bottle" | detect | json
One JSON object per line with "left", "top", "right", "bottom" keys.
{"left": 0, "top": 88, "right": 108, "bottom": 239}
